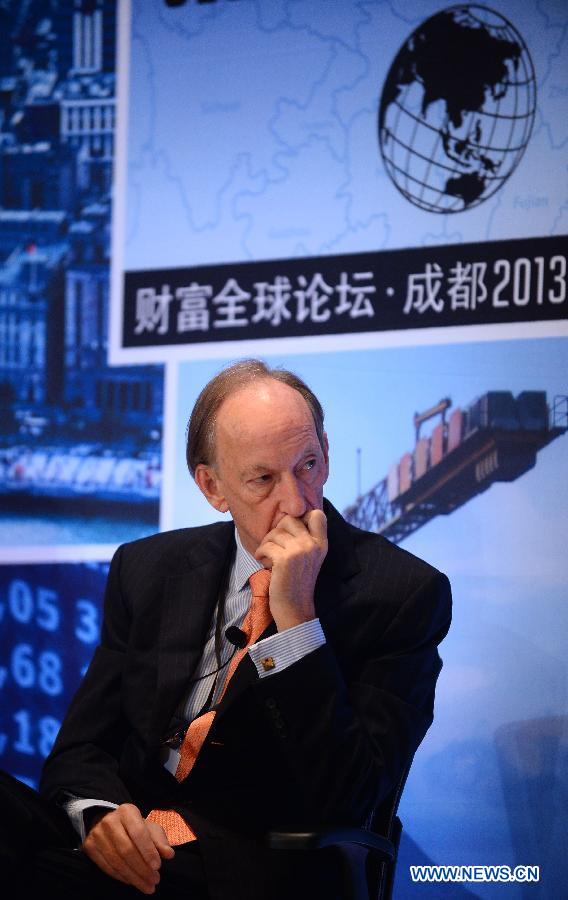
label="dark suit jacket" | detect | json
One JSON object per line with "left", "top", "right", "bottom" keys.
{"left": 40, "top": 500, "right": 451, "bottom": 899}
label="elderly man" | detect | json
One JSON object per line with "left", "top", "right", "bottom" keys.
{"left": 3, "top": 359, "right": 451, "bottom": 899}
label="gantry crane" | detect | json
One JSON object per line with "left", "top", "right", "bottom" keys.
{"left": 343, "top": 391, "right": 568, "bottom": 544}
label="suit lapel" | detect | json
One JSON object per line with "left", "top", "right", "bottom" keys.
{"left": 315, "top": 498, "right": 360, "bottom": 620}
{"left": 148, "top": 523, "right": 235, "bottom": 746}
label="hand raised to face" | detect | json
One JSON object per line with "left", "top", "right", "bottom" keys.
{"left": 254, "top": 508, "right": 328, "bottom": 631}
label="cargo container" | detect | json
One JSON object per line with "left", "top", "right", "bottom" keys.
{"left": 516, "top": 391, "right": 548, "bottom": 431}
{"left": 430, "top": 421, "right": 445, "bottom": 466}
{"left": 387, "top": 462, "right": 399, "bottom": 502}
{"left": 448, "top": 408, "right": 463, "bottom": 452}
{"left": 399, "top": 452, "right": 413, "bottom": 494}
{"left": 414, "top": 436, "right": 430, "bottom": 479}
{"left": 469, "top": 391, "right": 518, "bottom": 431}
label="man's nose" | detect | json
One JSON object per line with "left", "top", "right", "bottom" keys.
{"left": 278, "top": 474, "right": 307, "bottom": 518}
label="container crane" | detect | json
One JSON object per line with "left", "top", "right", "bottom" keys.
{"left": 343, "top": 391, "right": 568, "bottom": 544}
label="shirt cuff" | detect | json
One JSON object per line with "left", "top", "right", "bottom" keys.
{"left": 64, "top": 798, "right": 119, "bottom": 842}
{"left": 248, "top": 618, "right": 325, "bottom": 677}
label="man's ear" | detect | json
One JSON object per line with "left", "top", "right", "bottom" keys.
{"left": 194, "top": 464, "right": 229, "bottom": 513}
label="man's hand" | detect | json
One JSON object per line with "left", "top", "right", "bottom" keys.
{"left": 82, "top": 803, "right": 174, "bottom": 895}
{"left": 254, "top": 509, "right": 328, "bottom": 631}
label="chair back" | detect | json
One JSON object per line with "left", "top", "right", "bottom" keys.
{"left": 365, "top": 759, "right": 413, "bottom": 900}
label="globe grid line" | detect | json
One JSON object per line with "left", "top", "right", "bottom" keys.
{"left": 449, "top": 106, "right": 533, "bottom": 121}
{"left": 416, "top": 118, "right": 445, "bottom": 210}
{"left": 382, "top": 155, "right": 473, "bottom": 210}
{"left": 386, "top": 115, "right": 531, "bottom": 163}
{"left": 389, "top": 75, "right": 409, "bottom": 200}
{"left": 386, "top": 177, "right": 459, "bottom": 215}
{"left": 464, "top": 4, "right": 521, "bottom": 33}
{"left": 415, "top": 126, "right": 448, "bottom": 211}
{"left": 384, "top": 151, "right": 511, "bottom": 189}
{"left": 501, "top": 76, "right": 537, "bottom": 89}
{"left": 499, "top": 30, "right": 519, "bottom": 192}
{"left": 384, "top": 111, "right": 524, "bottom": 184}
{"left": 390, "top": 96, "right": 534, "bottom": 131}
{"left": 482, "top": 26, "right": 508, "bottom": 180}
{"left": 383, "top": 146, "right": 522, "bottom": 214}
{"left": 404, "top": 80, "right": 424, "bottom": 204}
{"left": 387, "top": 125, "right": 481, "bottom": 177}
{"left": 471, "top": 13, "right": 536, "bottom": 196}
{"left": 500, "top": 23, "right": 536, "bottom": 190}
{"left": 512, "top": 34, "right": 536, "bottom": 159}
{"left": 392, "top": 78, "right": 450, "bottom": 210}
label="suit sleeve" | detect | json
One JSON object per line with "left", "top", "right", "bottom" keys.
{"left": 40, "top": 545, "right": 135, "bottom": 809}
{"left": 252, "top": 569, "right": 452, "bottom": 827}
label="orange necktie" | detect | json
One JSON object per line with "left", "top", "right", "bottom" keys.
{"left": 147, "top": 568, "right": 272, "bottom": 845}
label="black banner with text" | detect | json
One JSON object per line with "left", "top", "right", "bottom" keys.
{"left": 122, "top": 234, "right": 567, "bottom": 348}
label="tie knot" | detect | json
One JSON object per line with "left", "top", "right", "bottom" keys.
{"left": 249, "top": 568, "right": 271, "bottom": 599}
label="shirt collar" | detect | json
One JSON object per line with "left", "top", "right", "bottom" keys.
{"left": 234, "top": 527, "right": 263, "bottom": 591}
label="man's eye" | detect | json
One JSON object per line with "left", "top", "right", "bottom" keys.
{"left": 254, "top": 474, "right": 272, "bottom": 484}
{"left": 304, "top": 458, "right": 316, "bottom": 470}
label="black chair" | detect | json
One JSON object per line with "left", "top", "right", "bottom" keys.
{"left": 268, "top": 764, "right": 410, "bottom": 900}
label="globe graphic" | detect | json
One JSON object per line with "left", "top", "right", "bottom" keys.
{"left": 379, "top": 5, "right": 536, "bottom": 213}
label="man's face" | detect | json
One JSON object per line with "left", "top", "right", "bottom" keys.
{"left": 195, "top": 379, "right": 329, "bottom": 555}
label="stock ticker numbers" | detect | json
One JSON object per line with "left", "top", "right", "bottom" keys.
{"left": 0, "top": 563, "right": 108, "bottom": 786}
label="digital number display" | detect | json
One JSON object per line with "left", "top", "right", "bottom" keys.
{"left": 0, "top": 563, "right": 108, "bottom": 787}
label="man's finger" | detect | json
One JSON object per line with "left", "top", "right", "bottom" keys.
{"left": 97, "top": 828, "right": 159, "bottom": 889}
{"left": 146, "top": 821, "right": 176, "bottom": 859}
{"left": 102, "top": 807, "right": 160, "bottom": 879}
{"left": 255, "top": 531, "right": 292, "bottom": 557}
{"left": 253, "top": 543, "right": 281, "bottom": 570}
{"left": 272, "top": 515, "right": 310, "bottom": 537}
{"left": 303, "top": 508, "right": 327, "bottom": 543}
{"left": 83, "top": 844, "right": 130, "bottom": 885}
{"left": 84, "top": 805, "right": 161, "bottom": 893}
{"left": 122, "top": 812, "right": 164, "bottom": 871}
{"left": 84, "top": 832, "right": 159, "bottom": 894}
{"left": 256, "top": 516, "right": 313, "bottom": 556}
